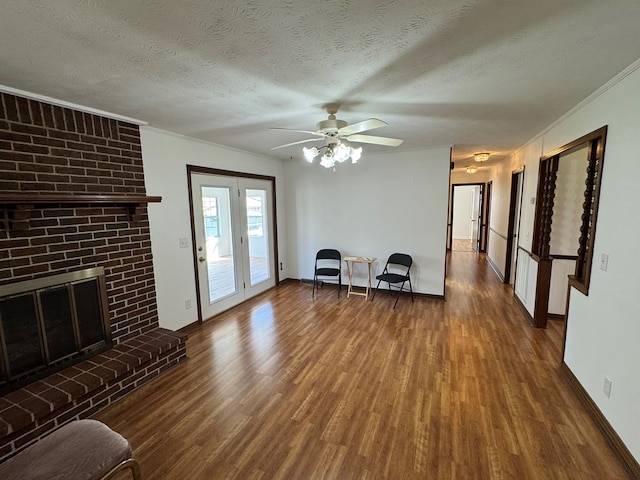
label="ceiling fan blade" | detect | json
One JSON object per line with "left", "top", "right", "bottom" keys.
{"left": 270, "top": 127, "right": 322, "bottom": 136}
{"left": 346, "top": 134, "right": 403, "bottom": 147}
{"left": 338, "top": 118, "right": 387, "bottom": 136}
{"left": 270, "top": 138, "right": 322, "bottom": 150}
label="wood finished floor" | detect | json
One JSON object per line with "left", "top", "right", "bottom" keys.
{"left": 96, "top": 252, "right": 630, "bottom": 479}
{"left": 451, "top": 239, "right": 474, "bottom": 252}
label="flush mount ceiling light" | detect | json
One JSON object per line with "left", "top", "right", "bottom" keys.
{"left": 474, "top": 152, "right": 490, "bottom": 162}
{"left": 466, "top": 165, "right": 478, "bottom": 174}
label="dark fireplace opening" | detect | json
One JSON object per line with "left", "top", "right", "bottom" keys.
{"left": 0, "top": 267, "right": 112, "bottom": 395}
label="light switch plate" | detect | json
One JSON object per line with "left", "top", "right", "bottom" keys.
{"left": 599, "top": 253, "right": 609, "bottom": 271}
{"left": 603, "top": 377, "right": 612, "bottom": 398}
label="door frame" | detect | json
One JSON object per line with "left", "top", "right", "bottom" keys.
{"left": 484, "top": 181, "right": 493, "bottom": 255}
{"left": 504, "top": 168, "right": 525, "bottom": 285}
{"left": 530, "top": 126, "right": 607, "bottom": 329}
{"left": 187, "top": 165, "right": 280, "bottom": 323}
{"left": 448, "top": 182, "right": 486, "bottom": 252}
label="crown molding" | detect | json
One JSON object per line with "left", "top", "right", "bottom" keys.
{"left": 0, "top": 84, "right": 147, "bottom": 126}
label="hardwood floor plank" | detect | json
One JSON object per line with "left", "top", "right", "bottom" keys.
{"left": 96, "top": 252, "right": 632, "bottom": 479}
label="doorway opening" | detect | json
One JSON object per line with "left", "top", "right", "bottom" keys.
{"left": 187, "top": 166, "right": 279, "bottom": 322}
{"left": 448, "top": 183, "right": 486, "bottom": 252}
{"left": 530, "top": 126, "right": 607, "bottom": 329}
{"left": 504, "top": 169, "right": 525, "bottom": 285}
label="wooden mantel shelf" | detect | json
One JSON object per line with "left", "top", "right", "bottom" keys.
{"left": 0, "top": 194, "right": 162, "bottom": 205}
{"left": 0, "top": 194, "right": 162, "bottom": 229}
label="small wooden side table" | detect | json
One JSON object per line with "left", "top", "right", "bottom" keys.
{"left": 344, "top": 256, "right": 377, "bottom": 300}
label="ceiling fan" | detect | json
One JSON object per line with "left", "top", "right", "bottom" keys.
{"left": 269, "top": 104, "right": 403, "bottom": 167}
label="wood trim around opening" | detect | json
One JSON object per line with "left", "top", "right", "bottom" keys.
{"left": 186, "top": 165, "right": 280, "bottom": 323}
{"left": 504, "top": 170, "right": 524, "bottom": 285}
{"left": 448, "top": 182, "right": 487, "bottom": 252}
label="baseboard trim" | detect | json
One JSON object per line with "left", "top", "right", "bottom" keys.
{"left": 486, "top": 256, "right": 505, "bottom": 282}
{"left": 560, "top": 362, "right": 640, "bottom": 479}
{"left": 178, "top": 320, "right": 201, "bottom": 334}
{"left": 286, "top": 278, "right": 445, "bottom": 300}
{"left": 415, "top": 292, "right": 445, "bottom": 300}
{"left": 512, "top": 292, "right": 535, "bottom": 326}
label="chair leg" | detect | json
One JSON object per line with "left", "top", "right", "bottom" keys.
{"left": 100, "top": 458, "right": 142, "bottom": 480}
{"left": 312, "top": 274, "right": 316, "bottom": 298}
{"left": 393, "top": 281, "right": 406, "bottom": 309}
{"left": 408, "top": 277, "right": 414, "bottom": 302}
{"left": 371, "top": 279, "right": 382, "bottom": 301}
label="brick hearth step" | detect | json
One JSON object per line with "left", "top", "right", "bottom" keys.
{"left": 0, "top": 327, "right": 187, "bottom": 461}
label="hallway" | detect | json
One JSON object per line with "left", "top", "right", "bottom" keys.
{"left": 95, "top": 251, "right": 629, "bottom": 479}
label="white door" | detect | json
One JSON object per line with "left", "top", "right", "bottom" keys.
{"left": 191, "top": 173, "right": 276, "bottom": 320}
{"left": 470, "top": 186, "right": 482, "bottom": 252}
{"left": 470, "top": 189, "right": 478, "bottom": 249}
{"left": 241, "top": 179, "right": 276, "bottom": 299}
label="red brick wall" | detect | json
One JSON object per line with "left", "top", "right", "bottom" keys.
{"left": 0, "top": 92, "right": 159, "bottom": 343}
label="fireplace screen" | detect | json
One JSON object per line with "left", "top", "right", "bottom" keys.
{"left": 0, "top": 267, "right": 112, "bottom": 394}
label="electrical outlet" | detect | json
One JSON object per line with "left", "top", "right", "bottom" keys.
{"left": 179, "top": 237, "right": 190, "bottom": 248}
{"left": 600, "top": 253, "right": 609, "bottom": 271}
{"left": 603, "top": 377, "right": 612, "bottom": 398}
{"left": 184, "top": 298, "right": 192, "bottom": 310}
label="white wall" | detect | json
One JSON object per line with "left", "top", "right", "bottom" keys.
{"left": 513, "top": 247, "right": 538, "bottom": 316}
{"left": 544, "top": 65, "right": 640, "bottom": 463}
{"left": 548, "top": 259, "right": 575, "bottom": 315}
{"left": 487, "top": 140, "right": 542, "bottom": 280}
{"left": 285, "top": 147, "right": 451, "bottom": 296}
{"left": 486, "top": 156, "right": 517, "bottom": 277}
{"left": 140, "top": 127, "right": 287, "bottom": 331}
{"left": 487, "top": 62, "right": 640, "bottom": 463}
{"left": 450, "top": 169, "right": 492, "bottom": 185}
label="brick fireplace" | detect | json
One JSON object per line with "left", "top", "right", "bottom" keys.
{"left": 0, "top": 267, "right": 112, "bottom": 394}
{"left": 0, "top": 92, "right": 188, "bottom": 460}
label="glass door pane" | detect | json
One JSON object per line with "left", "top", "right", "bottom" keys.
{"left": 201, "top": 186, "right": 237, "bottom": 303}
{"left": 245, "top": 188, "right": 270, "bottom": 286}
{"left": 191, "top": 173, "right": 244, "bottom": 321}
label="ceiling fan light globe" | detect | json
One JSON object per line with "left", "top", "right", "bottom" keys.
{"left": 350, "top": 147, "right": 362, "bottom": 162}
{"left": 320, "top": 156, "right": 335, "bottom": 168}
{"left": 303, "top": 146, "right": 318, "bottom": 162}
{"left": 334, "top": 143, "right": 350, "bottom": 163}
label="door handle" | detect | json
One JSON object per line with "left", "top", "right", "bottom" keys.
{"left": 199, "top": 256, "right": 206, "bottom": 263}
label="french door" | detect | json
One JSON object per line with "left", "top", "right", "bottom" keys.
{"left": 190, "top": 172, "right": 276, "bottom": 320}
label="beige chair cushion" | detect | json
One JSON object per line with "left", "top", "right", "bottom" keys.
{"left": 0, "top": 419, "right": 132, "bottom": 480}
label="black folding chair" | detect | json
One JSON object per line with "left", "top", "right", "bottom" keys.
{"left": 313, "top": 249, "right": 342, "bottom": 298}
{"left": 371, "top": 253, "right": 414, "bottom": 308}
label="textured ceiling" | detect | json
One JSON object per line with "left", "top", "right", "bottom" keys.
{"left": 2, "top": 1, "right": 640, "bottom": 171}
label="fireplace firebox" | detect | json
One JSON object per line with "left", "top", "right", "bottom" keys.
{"left": 0, "top": 267, "right": 112, "bottom": 395}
